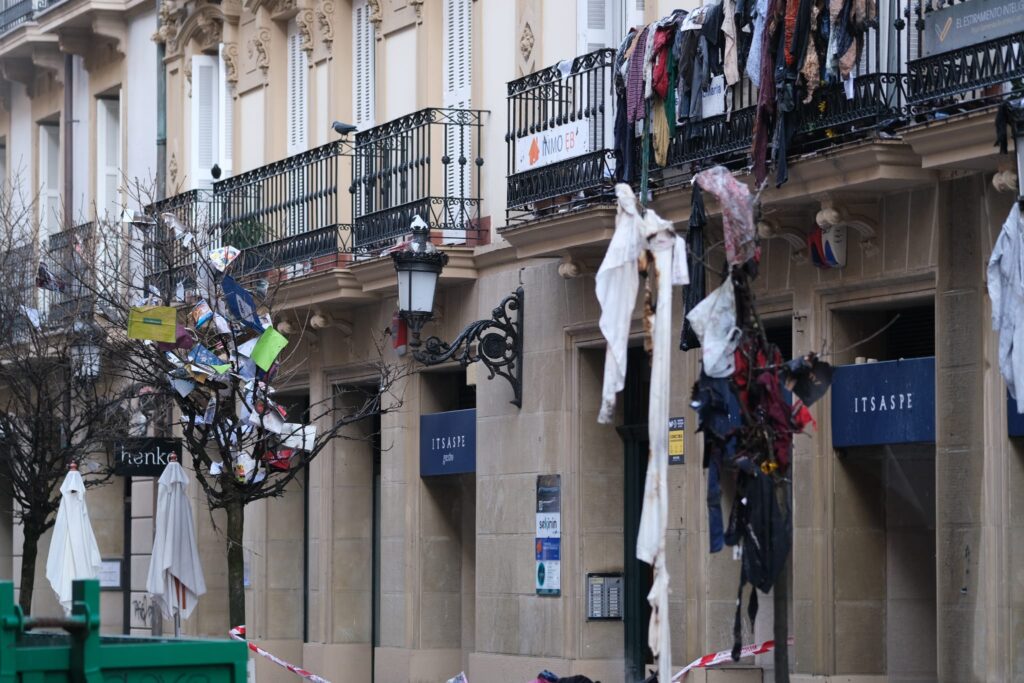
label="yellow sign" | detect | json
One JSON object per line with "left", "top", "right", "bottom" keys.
{"left": 668, "top": 431, "right": 684, "bottom": 456}
{"left": 127, "top": 306, "right": 178, "bottom": 343}
{"left": 668, "top": 416, "right": 685, "bottom": 465}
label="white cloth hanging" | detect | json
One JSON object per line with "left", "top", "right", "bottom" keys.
{"left": 147, "top": 460, "right": 207, "bottom": 620}
{"left": 988, "top": 202, "right": 1024, "bottom": 409}
{"left": 597, "top": 184, "right": 645, "bottom": 424}
{"left": 597, "top": 183, "right": 685, "bottom": 683}
{"left": 46, "top": 469, "right": 103, "bottom": 614}
{"left": 638, "top": 207, "right": 679, "bottom": 683}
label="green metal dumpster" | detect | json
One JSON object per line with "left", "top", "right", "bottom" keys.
{"left": 0, "top": 580, "right": 247, "bottom": 683}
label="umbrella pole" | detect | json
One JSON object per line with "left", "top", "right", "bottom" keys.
{"left": 174, "top": 577, "right": 181, "bottom": 637}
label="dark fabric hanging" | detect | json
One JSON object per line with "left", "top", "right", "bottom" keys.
{"left": 726, "top": 469, "right": 791, "bottom": 661}
{"left": 680, "top": 183, "right": 707, "bottom": 350}
{"left": 751, "top": 0, "right": 783, "bottom": 185}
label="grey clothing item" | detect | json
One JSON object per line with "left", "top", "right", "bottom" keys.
{"left": 988, "top": 202, "right": 1024, "bottom": 409}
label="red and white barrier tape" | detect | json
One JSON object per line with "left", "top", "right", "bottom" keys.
{"left": 671, "top": 636, "right": 795, "bottom": 681}
{"left": 229, "top": 625, "right": 332, "bottom": 683}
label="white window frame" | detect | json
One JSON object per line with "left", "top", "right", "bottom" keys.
{"left": 287, "top": 20, "right": 308, "bottom": 155}
{"left": 442, "top": 0, "right": 472, "bottom": 239}
{"left": 38, "top": 122, "right": 60, "bottom": 240}
{"left": 352, "top": 0, "right": 376, "bottom": 130}
{"left": 95, "top": 93, "right": 122, "bottom": 221}
{"left": 190, "top": 54, "right": 220, "bottom": 191}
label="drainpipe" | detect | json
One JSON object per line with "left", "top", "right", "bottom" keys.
{"left": 63, "top": 54, "right": 73, "bottom": 227}
{"left": 156, "top": 38, "right": 166, "bottom": 200}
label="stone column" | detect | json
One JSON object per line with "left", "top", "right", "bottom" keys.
{"left": 934, "top": 173, "right": 990, "bottom": 681}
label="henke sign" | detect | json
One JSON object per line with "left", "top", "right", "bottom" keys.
{"left": 113, "top": 438, "right": 182, "bottom": 477}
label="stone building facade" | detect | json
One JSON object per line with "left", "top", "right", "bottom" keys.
{"left": 0, "top": 0, "right": 1022, "bottom": 681}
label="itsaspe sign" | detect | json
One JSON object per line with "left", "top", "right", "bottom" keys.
{"left": 420, "top": 409, "right": 476, "bottom": 476}
{"left": 831, "top": 357, "right": 935, "bottom": 448}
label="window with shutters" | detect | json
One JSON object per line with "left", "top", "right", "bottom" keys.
{"left": 287, "top": 20, "right": 308, "bottom": 155}
{"left": 442, "top": 0, "right": 471, "bottom": 233}
{"left": 577, "top": 0, "right": 643, "bottom": 54}
{"left": 95, "top": 95, "right": 121, "bottom": 221}
{"left": 352, "top": 0, "right": 376, "bottom": 130}
{"left": 190, "top": 54, "right": 219, "bottom": 191}
{"left": 38, "top": 123, "right": 60, "bottom": 239}
{"left": 287, "top": 21, "right": 308, "bottom": 236}
{"left": 219, "top": 44, "right": 234, "bottom": 179}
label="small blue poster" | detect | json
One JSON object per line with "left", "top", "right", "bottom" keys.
{"left": 536, "top": 474, "right": 561, "bottom": 596}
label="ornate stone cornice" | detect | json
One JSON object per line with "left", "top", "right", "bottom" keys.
{"left": 245, "top": 0, "right": 297, "bottom": 20}
{"left": 176, "top": 2, "right": 224, "bottom": 55}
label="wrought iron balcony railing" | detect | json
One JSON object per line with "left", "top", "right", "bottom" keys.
{"left": 352, "top": 108, "right": 485, "bottom": 254}
{"left": 42, "top": 222, "right": 96, "bottom": 328}
{"left": 0, "top": 0, "right": 32, "bottom": 34}
{"left": 214, "top": 140, "right": 350, "bottom": 277}
{"left": 143, "top": 189, "right": 215, "bottom": 296}
{"left": 906, "top": 0, "right": 1024, "bottom": 106}
{"left": 505, "top": 48, "right": 617, "bottom": 225}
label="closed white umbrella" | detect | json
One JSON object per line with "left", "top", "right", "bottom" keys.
{"left": 147, "top": 454, "right": 206, "bottom": 635}
{"left": 46, "top": 463, "right": 103, "bottom": 614}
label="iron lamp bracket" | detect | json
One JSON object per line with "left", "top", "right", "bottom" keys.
{"left": 408, "top": 286, "right": 524, "bottom": 408}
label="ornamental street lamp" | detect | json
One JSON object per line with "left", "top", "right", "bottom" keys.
{"left": 392, "top": 217, "right": 524, "bottom": 408}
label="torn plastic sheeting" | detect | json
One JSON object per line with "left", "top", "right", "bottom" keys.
{"left": 692, "top": 166, "right": 756, "bottom": 266}
{"left": 685, "top": 278, "right": 741, "bottom": 378}
{"left": 281, "top": 424, "right": 317, "bottom": 451}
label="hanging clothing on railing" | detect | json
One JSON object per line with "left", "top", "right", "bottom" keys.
{"left": 615, "top": 29, "right": 640, "bottom": 183}
{"left": 627, "top": 26, "right": 653, "bottom": 124}
{"left": 751, "top": 0, "right": 781, "bottom": 185}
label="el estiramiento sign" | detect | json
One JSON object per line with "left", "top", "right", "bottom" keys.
{"left": 923, "top": 0, "right": 1024, "bottom": 56}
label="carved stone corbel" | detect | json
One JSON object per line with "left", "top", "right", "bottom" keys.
{"left": 815, "top": 194, "right": 878, "bottom": 255}
{"left": 315, "top": 0, "right": 334, "bottom": 48}
{"left": 153, "top": 0, "right": 185, "bottom": 52}
{"left": 182, "top": 56, "right": 192, "bottom": 98}
{"left": 295, "top": 8, "right": 315, "bottom": 54}
{"left": 221, "top": 41, "right": 239, "bottom": 85}
{"left": 367, "top": 0, "right": 381, "bottom": 38}
{"left": 757, "top": 218, "right": 807, "bottom": 264}
{"left": 92, "top": 14, "right": 127, "bottom": 57}
{"left": 409, "top": 0, "right": 424, "bottom": 22}
{"left": 31, "top": 46, "right": 64, "bottom": 84}
{"left": 0, "top": 58, "right": 35, "bottom": 88}
{"left": 248, "top": 27, "right": 271, "bottom": 80}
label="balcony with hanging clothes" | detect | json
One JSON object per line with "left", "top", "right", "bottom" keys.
{"left": 499, "top": 4, "right": 920, "bottom": 257}
{"left": 350, "top": 107, "right": 487, "bottom": 256}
